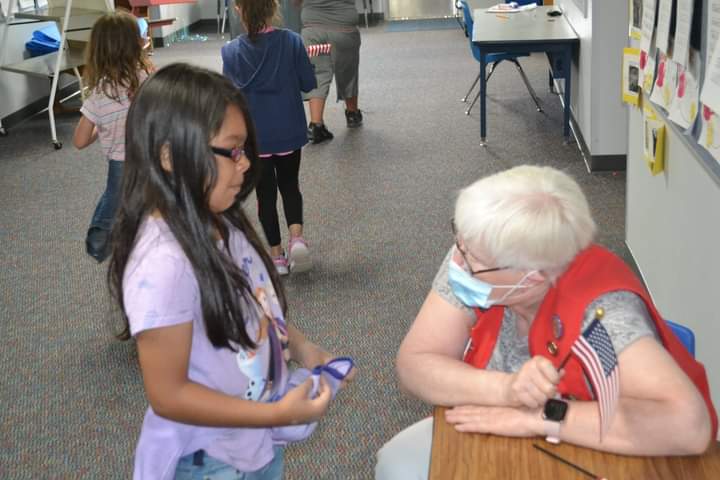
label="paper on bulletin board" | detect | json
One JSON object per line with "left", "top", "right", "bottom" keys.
{"left": 707, "top": 1, "right": 720, "bottom": 67}
{"left": 643, "top": 103, "right": 666, "bottom": 175}
{"left": 672, "top": 0, "right": 694, "bottom": 67}
{"left": 630, "top": 0, "right": 642, "bottom": 39}
{"left": 698, "top": 104, "right": 720, "bottom": 163}
{"left": 623, "top": 48, "right": 641, "bottom": 106}
{"left": 650, "top": 52, "right": 678, "bottom": 112}
{"left": 701, "top": 34, "right": 720, "bottom": 114}
{"left": 668, "top": 49, "right": 700, "bottom": 130}
{"left": 655, "top": 0, "right": 673, "bottom": 54}
{"left": 640, "top": 0, "right": 657, "bottom": 52}
{"left": 640, "top": 48, "right": 657, "bottom": 95}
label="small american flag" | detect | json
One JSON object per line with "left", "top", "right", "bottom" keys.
{"left": 570, "top": 318, "right": 620, "bottom": 440}
{"left": 306, "top": 43, "right": 331, "bottom": 57}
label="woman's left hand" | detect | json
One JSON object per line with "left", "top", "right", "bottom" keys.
{"left": 444, "top": 405, "right": 542, "bottom": 437}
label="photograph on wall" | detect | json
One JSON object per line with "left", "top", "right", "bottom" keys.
{"left": 630, "top": 0, "right": 642, "bottom": 39}
{"left": 623, "top": 48, "right": 642, "bottom": 105}
{"left": 643, "top": 104, "right": 666, "bottom": 175}
{"left": 668, "top": 49, "right": 700, "bottom": 130}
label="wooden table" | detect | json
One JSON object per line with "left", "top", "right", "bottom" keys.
{"left": 430, "top": 406, "right": 720, "bottom": 479}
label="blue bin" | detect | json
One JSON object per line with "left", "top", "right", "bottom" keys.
{"left": 26, "top": 24, "right": 61, "bottom": 57}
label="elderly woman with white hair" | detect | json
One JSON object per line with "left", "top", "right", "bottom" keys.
{"left": 375, "top": 165, "right": 717, "bottom": 479}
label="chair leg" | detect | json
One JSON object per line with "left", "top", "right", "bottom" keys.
{"left": 511, "top": 59, "right": 543, "bottom": 112}
{"left": 462, "top": 73, "right": 481, "bottom": 103}
{"left": 465, "top": 89, "right": 480, "bottom": 115}
{"left": 486, "top": 60, "right": 501, "bottom": 82}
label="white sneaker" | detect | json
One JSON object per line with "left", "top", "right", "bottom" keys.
{"left": 288, "top": 236, "right": 312, "bottom": 273}
{"left": 272, "top": 253, "right": 289, "bottom": 276}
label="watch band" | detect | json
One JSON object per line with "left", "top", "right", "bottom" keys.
{"left": 543, "top": 419, "right": 561, "bottom": 444}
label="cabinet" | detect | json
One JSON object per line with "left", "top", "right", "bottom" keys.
{"left": 0, "top": 0, "right": 111, "bottom": 148}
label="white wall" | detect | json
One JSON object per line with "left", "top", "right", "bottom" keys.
{"left": 555, "top": 0, "right": 628, "bottom": 156}
{"left": 153, "top": 3, "right": 204, "bottom": 38}
{"left": 626, "top": 104, "right": 720, "bottom": 427}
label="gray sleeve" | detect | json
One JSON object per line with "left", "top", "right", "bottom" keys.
{"left": 581, "top": 291, "right": 659, "bottom": 355}
{"left": 431, "top": 247, "right": 474, "bottom": 317}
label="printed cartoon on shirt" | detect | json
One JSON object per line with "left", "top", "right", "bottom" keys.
{"left": 256, "top": 286, "right": 290, "bottom": 360}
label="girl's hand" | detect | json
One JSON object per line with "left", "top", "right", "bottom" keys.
{"left": 503, "top": 356, "right": 563, "bottom": 409}
{"left": 277, "top": 377, "right": 332, "bottom": 425}
{"left": 298, "top": 343, "right": 358, "bottom": 386}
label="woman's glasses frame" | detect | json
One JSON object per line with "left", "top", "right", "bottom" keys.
{"left": 451, "top": 219, "right": 506, "bottom": 276}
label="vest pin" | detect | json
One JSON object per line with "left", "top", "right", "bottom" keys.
{"left": 547, "top": 341, "right": 559, "bottom": 356}
{"left": 552, "top": 314, "right": 564, "bottom": 339}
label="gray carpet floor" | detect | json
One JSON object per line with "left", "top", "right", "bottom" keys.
{"left": 0, "top": 23, "right": 630, "bottom": 479}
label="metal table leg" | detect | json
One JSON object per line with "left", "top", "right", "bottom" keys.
{"left": 480, "top": 53, "right": 487, "bottom": 146}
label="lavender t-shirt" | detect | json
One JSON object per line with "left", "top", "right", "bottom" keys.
{"left": 123, "top": 217, "right": 288, "bottom": 479}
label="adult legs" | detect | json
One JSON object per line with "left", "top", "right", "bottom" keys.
{"left": 302, "top": 26, "right": 333, "bottom": 139}
{"left": 331, "top": 29, "right": 362, "bottom": 126}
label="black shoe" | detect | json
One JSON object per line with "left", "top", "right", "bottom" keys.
{"left": 86, "top": 228, "right": 111, "bottom": 263}
{"left": 308, "top": 122, "right": 334, "bottom": 144}
{"left": 345, "top": 109, "right": 363, "bottom": 128}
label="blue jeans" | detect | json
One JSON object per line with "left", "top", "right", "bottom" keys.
{"left": 175, "top": 447, "right": 284, "bottom": 480}
{"left": 85, "top": 160, "right": 123, "bottom": 262}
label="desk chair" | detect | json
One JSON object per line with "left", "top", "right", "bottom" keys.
{"left": 460, "top": 0, "right": 542, "bottom": 115}
{"left": 666, "top": 320, "right": 696, "bottom": 357}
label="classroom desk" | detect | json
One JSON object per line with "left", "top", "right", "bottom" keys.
{"left": 430, "top": 406, "right": 720, "bottom": 479}
{"left": 472, "top": 6, "right": 578, "bottom": 145}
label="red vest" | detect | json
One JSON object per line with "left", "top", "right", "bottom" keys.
{"left": 463, "top": 244, "right": 718, "bottom": 438}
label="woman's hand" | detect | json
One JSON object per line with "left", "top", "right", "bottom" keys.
{"left": 276, "top": 377, "right": 332, "bottom": 425}
{"left": 445, "top": 405, "right": 543, "bottom": 437}
{"left": 503, "top": 356, "right": 563, "bottom": 408}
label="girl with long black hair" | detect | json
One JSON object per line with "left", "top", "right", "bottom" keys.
{"left": 109, "top": 63, "right": 353, "bottom": 479}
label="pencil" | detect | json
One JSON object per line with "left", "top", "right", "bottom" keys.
{"left": 533, "top": 444, "right": 607, "bottom": 480}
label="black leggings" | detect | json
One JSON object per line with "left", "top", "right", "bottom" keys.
{"left": 256, "top": 149, "right": 303, "bottom": 248}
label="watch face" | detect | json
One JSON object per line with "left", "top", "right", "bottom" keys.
{"left": 543, "top": 398, "right": 568, "bottom": 422}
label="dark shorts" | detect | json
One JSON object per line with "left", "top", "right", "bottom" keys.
{"left": 302, "top": 27, "right": 361, "bottom": 101}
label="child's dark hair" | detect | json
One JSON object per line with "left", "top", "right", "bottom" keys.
{"left": 109, "top": 62, "right": 287, "bottom": 351}
{"left": 83, "top": 9, "right": 152, "bottom": 101}
{"left": 235, "top": 0, "right": 279, "bottom": 40}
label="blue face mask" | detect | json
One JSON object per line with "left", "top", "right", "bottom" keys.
{"left": 448, "top": 259, "right": 535, "bottom": 309}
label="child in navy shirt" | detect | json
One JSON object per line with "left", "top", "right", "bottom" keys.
{"left": 222, "top": 0, "right": 316, "bottom": 275}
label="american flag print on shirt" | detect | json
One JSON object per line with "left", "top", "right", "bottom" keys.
{"left": 570, "top": 318, "right": 620, "bottom": 441}
{"left": 306, "top": 43, "right": 331, "bottom": 57}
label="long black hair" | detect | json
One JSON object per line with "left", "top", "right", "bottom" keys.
{"left": 109, "top": 62, "right": 286, "bottom": 351}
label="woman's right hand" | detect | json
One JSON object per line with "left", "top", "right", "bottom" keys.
{"left": 277, "top": 377, "right": 332, "bottom": 425}
{"left": 503, "top": 356, "right": 563, "bottom": 408}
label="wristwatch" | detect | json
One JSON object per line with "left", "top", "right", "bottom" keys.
{"left": 542, "top": 398, "right": 569, "bottom": 444}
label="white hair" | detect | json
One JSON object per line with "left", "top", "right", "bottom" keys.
{"left": 454, "top": 165, "right": 597, "bottom": 273}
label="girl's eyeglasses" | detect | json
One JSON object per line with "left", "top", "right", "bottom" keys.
{"left": 211, "top": 146, "right": 246, "bottom": 164}
{"left": 451, "top": 219, "right": 506, "bottom": 275}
